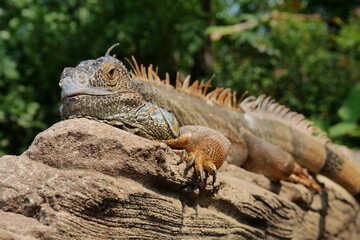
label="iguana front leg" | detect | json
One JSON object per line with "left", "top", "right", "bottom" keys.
{"left": 164, "top": 125, "right": 231, "bottom": 186}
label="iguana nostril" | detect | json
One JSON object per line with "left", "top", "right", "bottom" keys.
{"left": 60, "top": 67, "right": 74, "bottom": 79}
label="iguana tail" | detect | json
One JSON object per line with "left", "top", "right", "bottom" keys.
{"left": 323, "top": 144, "right": 360, "bottom": 197}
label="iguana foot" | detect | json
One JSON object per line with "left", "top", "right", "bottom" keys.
{"left": 178, "top": 149, "right": 217, "bottom": 188}
{"left": 286, "top": 163, "right": 320, "bottom": 192}
{"left": 164, "top": 126, "right": 231, "bottom": 188}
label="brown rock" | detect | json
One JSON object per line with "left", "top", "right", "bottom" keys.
{"left": 0, "top": 119, "right": 358, "bottom": 239}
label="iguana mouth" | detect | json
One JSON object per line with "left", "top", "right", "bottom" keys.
{"left": 61, "top": 90, "right": 139, "bottom": 101}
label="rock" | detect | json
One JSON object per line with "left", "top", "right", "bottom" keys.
{"left": 0, "top": 118, "right": 359, "bottom": 240}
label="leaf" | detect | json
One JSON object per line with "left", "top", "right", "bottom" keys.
{"left": 329, "top": 122, "right": 360, "bottom": 137}
{"left": 338, "top": 83, "right": 360, "bottom": 122}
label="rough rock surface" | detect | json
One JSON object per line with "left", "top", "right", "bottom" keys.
{"left": 0, "top": 119, "right": 359, "bottom": 240}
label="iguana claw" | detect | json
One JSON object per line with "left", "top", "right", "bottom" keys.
{"left": 212, "top": 170, "right": 217, "bottom": 185}
{"left": 185, "top": 156, "right": 195, "bottom": 173}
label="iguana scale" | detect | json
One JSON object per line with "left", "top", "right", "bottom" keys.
{"left": 59, "top": 44, "right": 360, "bottom": 199}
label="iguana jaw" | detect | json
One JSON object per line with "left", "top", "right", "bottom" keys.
{"left": 60, "top": 91, "right": 143, "bottom": 119}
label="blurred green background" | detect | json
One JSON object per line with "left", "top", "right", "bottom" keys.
{"left": 1, "top": 0, "right": 360, "bottom": 156}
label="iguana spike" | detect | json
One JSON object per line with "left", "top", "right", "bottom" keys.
{"left": 105, "top": 43, "right": 120, "bottom": 56}
{"left": 148, "top": 65, "right": 154, "bottom": 81}
{"left": 165, "top": 73, "right": 170, "bottom": 85}
{"left": 129, "top": 57, "right": 241, "bottom": 111}
{"left": 240, "top": 95, "right": 330, "bottom": 144}
{"left": 175, "top": 72, "right": 181, "bottom": 89}
{"left": 182, "top": 75, "right": 191, "bottom": 90}
{"left": 188, "top": 80, "right": 199, "bottom": 93}
{"left": 237, "top": 91, "right": 248, "bottom": 107}
{"left": 201, "top": 80, "right": 212, "bottom": 95}
{"left": 218, "top": 88, "right": 230, "bottom": 103}
{"left": 231, "top": 92, "right": 237, "bottom": 108}
{"left": 206, "top": 88, "right": 223, "bottom": 101}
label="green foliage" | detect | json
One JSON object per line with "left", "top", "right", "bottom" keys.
{"left": 328, "top": 84, "right": 360, "bottom": 145}
{"left": 0, "top": 0, "right": 207, "bottom": 155}
{"left": 329, "top": 123, "right": 360, "bottom": 138}
{"left": 337, "top": 84, "right": 360, "bottom": 123}
{"left": 1, "top": 0, "right": 360, "bottom": 155}
{"left": 211, "top": 7, "right": 357, "bottom": 119}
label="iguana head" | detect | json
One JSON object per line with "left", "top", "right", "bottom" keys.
{"left": 59, "top": 44, "right": 179, "bottom": 140}
{"left": 60, "top": 45, "right": 138, "bottom": 101}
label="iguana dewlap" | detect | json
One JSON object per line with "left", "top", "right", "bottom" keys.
{"left": 59, "top": 44, "right": 360, "bottom": 199}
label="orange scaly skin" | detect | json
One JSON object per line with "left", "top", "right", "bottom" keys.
{"left": 164, "top": 126, "right": 231, "bottom": 184}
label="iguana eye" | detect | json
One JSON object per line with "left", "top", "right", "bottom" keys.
{"left": 102, "top": 62, "right": 118, "bottom": 85}
{"left": 107, "top": 68, "right": 116, "bottom": 79}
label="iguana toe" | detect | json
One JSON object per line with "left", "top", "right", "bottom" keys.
{"left": 287, "top": 163, "right": 320, "bottom": 192}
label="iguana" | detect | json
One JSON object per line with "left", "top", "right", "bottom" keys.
{"left": 59, "top": 43, "right": 360, "bottom": 199}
